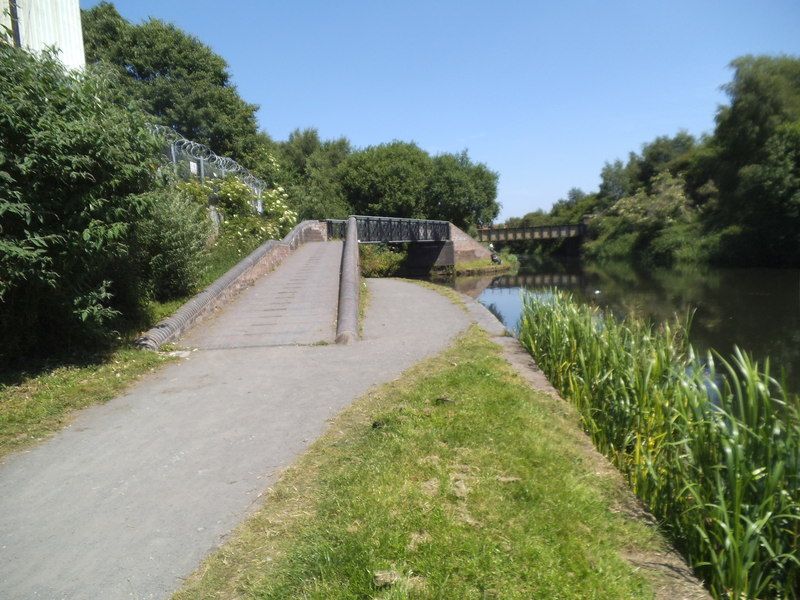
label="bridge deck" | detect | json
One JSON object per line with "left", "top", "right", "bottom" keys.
{"left": 182, "top": 241, "right": 341, "bottom": 349}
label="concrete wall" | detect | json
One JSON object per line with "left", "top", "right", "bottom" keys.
{"left": 2, "top": 0, "right": 85, "bottom": 70}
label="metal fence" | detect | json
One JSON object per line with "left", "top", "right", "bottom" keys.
{"left": 150, "top": 124, "right": 267, "bottom": 213}
{"left": 327, "top": 216, "right": 451, "bottom": 243}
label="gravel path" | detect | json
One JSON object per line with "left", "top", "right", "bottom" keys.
{"left": 0, "top": 261, "right": 471, "bottom": 599}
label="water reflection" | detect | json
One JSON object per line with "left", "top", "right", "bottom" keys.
{"left": 454, "top": 258, "right": 800, "bottom": 391}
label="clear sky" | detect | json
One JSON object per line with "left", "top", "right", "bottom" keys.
{"left": 81, "top": 0, "right": 800, "bottom": 221}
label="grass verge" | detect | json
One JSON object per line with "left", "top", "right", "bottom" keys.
{"left": 0, "top": 349, "right": 172, "bottom": 460}
{"left": 175, "top": 326, "right": 669, "bottom": 599}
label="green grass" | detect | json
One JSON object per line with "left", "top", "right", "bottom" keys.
{"left": 175, "top": 326, "right": 671, "bottom": 599}
{"left": 455, "top": 248, "right": 518, "bottom": 275}
{"left": 518, "top": 291, "right": 800, "bottom": 599}
{"left": 0, "top": 348, "right": 171, "bottom": 460}
{"left": 401, "top": 278, "right": 468, "bottom": 312}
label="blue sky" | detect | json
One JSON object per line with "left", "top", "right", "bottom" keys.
{"left": 82, "top": 0, "right": 800, "bottom": 221}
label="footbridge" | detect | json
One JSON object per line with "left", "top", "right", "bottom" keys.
{"left": 327, "top": 215, "right": 491, "bottom": 269}
{"left": 477, "top": 222, "right": 587, "bottom": 243}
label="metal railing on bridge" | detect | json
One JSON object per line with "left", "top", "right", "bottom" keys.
{"left": 327, "top": 216, "right": 450, "bottom": 243}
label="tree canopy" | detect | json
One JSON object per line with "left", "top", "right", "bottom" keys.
{"left": 506, "top": 54, "right": 800, "bottom": 267}
{"left": 82, "top": 2, "right": 261, "bottom": 161}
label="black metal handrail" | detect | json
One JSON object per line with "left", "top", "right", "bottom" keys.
{"left": 326, "top": 215, "right": 450, "bottom": 243}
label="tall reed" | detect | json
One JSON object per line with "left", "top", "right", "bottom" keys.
{"left": 518, "top": 291, "right": 800, "bottom": 599}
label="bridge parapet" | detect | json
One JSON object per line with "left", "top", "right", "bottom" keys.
{"left": 327, "top": 215, "right": 450, "bottom": 243}
{"left": 326, "top": 215, "right": 496, "bottom": 270}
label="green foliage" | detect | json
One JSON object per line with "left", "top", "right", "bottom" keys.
{"left": 213, "top": 177, "right": 259, "bottom": 216}
{"left": 0, "top": 44, "right": 160, "bottom": 357}
{"left": 425, "top": 151, "right": 499, "bottom": 228}
{"left": 585, "top": 173, "right": 697, "bottom": 266}
{"left": 277, "top": 128, "right": 353, "bottom": 220}
{"left": 519, "top": 292, "right": 800, "bottom": 599}
{"left": 82, "top": 2, "right": 261, "bottom": 161}
{"left": 339, "top": 141, "right": 433, "bottom": 218}
{"left": 176, "top": 176, "right": 296, "bottom": 236}
{"left": 359, "top": 244, "right": 406, "bottom": 277}
{"left": 337, "top": 142, "right": 500, "bottom": 228}
{"left": 508, "top": 55, "right": 800, "bottom": 267}
{"left": 201, "top": 215, "right": 275, "bottom": 285}
{"left": 137, "top": 188, "right": 212, "bottom": 301}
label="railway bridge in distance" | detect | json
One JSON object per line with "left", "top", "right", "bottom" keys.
{"left": 476, "top": 221, "right": 588, "bottom": 243}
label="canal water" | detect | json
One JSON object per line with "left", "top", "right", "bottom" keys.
{"left": 453, "top": 258, "right": 800, "bottom": 393}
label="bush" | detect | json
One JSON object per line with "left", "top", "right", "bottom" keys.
{"left": 359, "top": 244, "right": 406, "bottom": 277}
{"left": 137, "top": 188, "right": 212, "bottom": 301}
{"left": 0, "top": 46, "right": 160, "bottom": 357}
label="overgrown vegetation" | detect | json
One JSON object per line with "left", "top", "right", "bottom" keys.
{"left": 0, "top": 43, "right": 295, "bottom": 363}
{"left": 519, "top": 292, "right": 800, "bottom": 598}
{"left": 176, "top": 327, "right": 676, "bottom": 598}
{"left": 507, "top": 55, "right": 800, "bottom": 268}
{"left": 359, "top": 244, "right": 407, "bottom": 277}
{"left": 1, "top": 45, "right": 160, "bottom": 358}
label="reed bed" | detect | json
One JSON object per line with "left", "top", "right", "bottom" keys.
{"left": 518, "top": 291, "right": 800, "bottom": 599}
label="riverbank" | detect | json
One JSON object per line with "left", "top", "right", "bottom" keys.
{"left": 174, "top": 322, "right": 706, "bottom": 599}
{"left": 459, "top": 255, "right": 800, "bottom": 392}
{"left": 519, "top": 292, "right": 800, "bottom": 598}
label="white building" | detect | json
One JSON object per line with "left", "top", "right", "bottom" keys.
{"left": 1, "top": 0, "right": 85, "bottom": 70}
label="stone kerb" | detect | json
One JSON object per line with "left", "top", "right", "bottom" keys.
{"left": 135, "top": 220, "right": 327, "bottom": 350}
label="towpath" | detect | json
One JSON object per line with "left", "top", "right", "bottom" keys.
{"left": 0, "top": 241, "right": 473, "bottom": 599}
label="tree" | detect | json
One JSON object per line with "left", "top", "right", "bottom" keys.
{"left": 338, "top": 142, "right": 432, "bottom": 218}
{"left": 713, "top": 55, "right": 800, "bottom": 221}
{"left": 586, "top": 174, "right": 698, "bottom": 266}
{"left": 82, "top": 2, "right": 261, "bottom": 161}
{"left": 728, "top": 121, "right": 800, "bottom": 265}
{"left": 426, "top": 151, "right": 499, "bottom": 229}
{"left": 637, "top": 132, "right": 695, "bottom": 187}
{"left": 598, "top": 158, "right": 639, "bottom": 205}
{"left": 273, "top": 129, "right": 353, "bottom": 219}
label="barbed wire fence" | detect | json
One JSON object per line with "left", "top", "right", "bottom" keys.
{"left": 149, "top": 124, "right": 266, "bottom": 214}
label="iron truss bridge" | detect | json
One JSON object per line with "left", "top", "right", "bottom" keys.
{"left": 327, "top": 216, "right": 450, "bottom": 243}
{"left": 477, "top": 223, "right": 586, "bottom": 242}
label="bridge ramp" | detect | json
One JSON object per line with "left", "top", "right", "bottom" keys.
{"left": 182, "top": 240, "right": 341, "bottom": 349}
